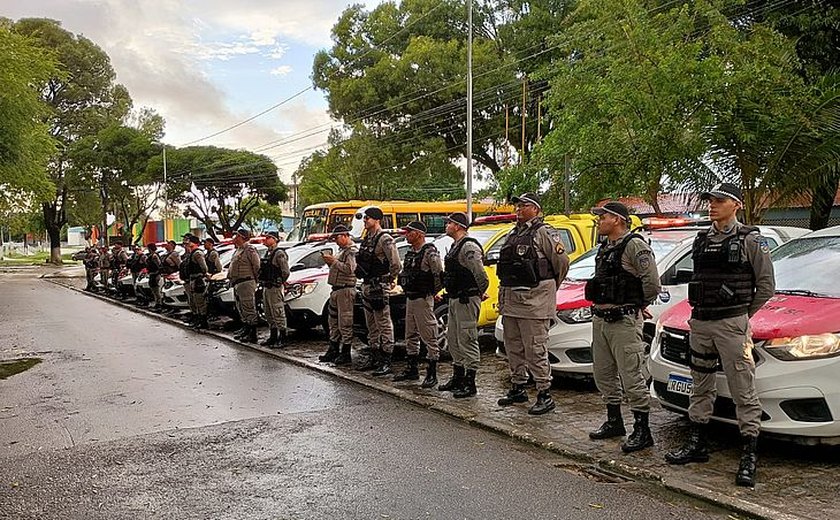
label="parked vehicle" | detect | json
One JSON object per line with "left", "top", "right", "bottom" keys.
{"left": 648, "top": 225, "right": 840, "bottom": 443}
{"left": 494, "top": 223, "right": 809, "bottom": 376}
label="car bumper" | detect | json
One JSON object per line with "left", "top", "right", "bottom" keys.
{"left": 495, "top": 316, "right": 595, "bottom": 375}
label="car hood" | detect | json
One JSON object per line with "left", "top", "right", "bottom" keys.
{"left": 286, "top": 267, "right": 328, "bottom": 284}
{"left": 556, "top": 280, "right": 591, "bottom": 310}
{"left": 658, "top": 295, "right": 840, "bottom": 339}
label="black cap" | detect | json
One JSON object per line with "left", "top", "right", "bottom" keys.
{"left": 402, "top": 221, "right": 427, "bottom": 234}
{"left": 188, "top": 235, "right": 201, "bottom": 245}
{"left": 265, "top": 231, "right": 280, "bottom": 240}
{"left": 511, "top": 192, "right": 541, "bottom": 209}
{"left": 203, "top": 237, "right": 216, "bottom": 244}
{"left": 235, "top": 228, "right": 251, "bottom": 239}
{"left": 329, "top": 224, "right": 351, "bottom": 238}
{"left": 363, "top": 207, "right": 384, "bottom": 221}
{"left": 146, "top": 243, "right": 157, "bottom": 250}
{"left": 182, "top": 233, "right": 194, "bottom": 240}
{"left": 591, "top": 201, "right": 631, "bottom": 222}
{"left": 167, "top": 240, "right": 177, "bottom": 247}
{"left": 701, "top": 182, "right": 743, "bottom": 205}
{"left": 444, "top": 212, "right": 470, "bottom": 229}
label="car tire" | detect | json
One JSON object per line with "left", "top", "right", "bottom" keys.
{"left": 434, "top": 302, "right": 449, "bottom": 360}
{"left": 321, "top": 302, "right": 330, "bottom": 335}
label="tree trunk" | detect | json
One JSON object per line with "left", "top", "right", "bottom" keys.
{"left": 809, "top": 174, "right": 839, "bottom": 231}
{"left": 42, "top": 202, "right": 64, "bottom": 264}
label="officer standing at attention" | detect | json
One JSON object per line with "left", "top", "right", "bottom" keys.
{"left": 83, "top": 247, "right": 99, "bottom": 291}
{"left": 439, "top": 212, "right": 489, "bottom": 399}
{"left": 586, "top": 201, "right": 661, "bottom": 451}
{"left": 354, "top": 207, "right": 401, "bottom": 375}
{"left": 204, "top": 238, "right": 223, "bottom": 277}
{"left": 320, "top": 224, "right": 357, "bottom": 365}
{"left": 157, "top": 240, "right": 181, "bottom": 313}
{"left": 111, "top": 241, "right": 129, "bottom": 293}
{"left": 665, "top": 183, "right": 775, "bottom": 488}
{"left": 395, "top": 221, "right": 444, "bottom": 387}
{"left": 98, "top": 245, "right": 111, "bottom": 291}
{"left": 184, "top": 235, "right": 210, "bottom": 329}
{"left": 145, "top": 244, "right": 162, "bottom": 309}
{"left": 258, "top": 231, "right": 291, "bottom": 347}
{"left": 180, "top": 234, "right": 196, "bottom": 322}
{"left": 228, "top": 229, "right": 261, "bottom": 343}
{"left": 496, "top": 193, "right": 570, "bottom": 415}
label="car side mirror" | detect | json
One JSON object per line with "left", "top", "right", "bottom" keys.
{"left": 290, "top": 262, "right": 306, "bottom": 272}
{"left": 674, "top": 268, "right": 693, "bottom": 285}
{"left": 484, "top": 250, "right": 500, "bottom": 266}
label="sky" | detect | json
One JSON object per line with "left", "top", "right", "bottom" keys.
{"left": 3, "top": 0, "right": 382, "bottom": 183}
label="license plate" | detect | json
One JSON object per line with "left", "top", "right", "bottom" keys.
{"left": 667, "top": 374, "right": 693, "bottom": 396}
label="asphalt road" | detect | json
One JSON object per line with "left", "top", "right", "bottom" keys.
{"left": 0, "top": 276, "right": 741, "bottom": 520}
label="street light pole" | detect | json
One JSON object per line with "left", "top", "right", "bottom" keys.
{"left": 466, "top": 0, "right": 473, "bottom": 222}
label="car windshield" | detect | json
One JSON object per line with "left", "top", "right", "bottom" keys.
{"left": 771, "top": 235, "right": 840, "bottom": 298}
{"left": 432, "top": 229, "right": 500, "bottom": 256}
{"left": 566, "top": 234, "right": 687, "bottom": 280}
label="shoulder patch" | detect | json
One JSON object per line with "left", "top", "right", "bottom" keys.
{"left": 637, "top": 250, "right": 652, "bottom": 269}
{"left": 756, "top": 236, "right": 770, "bottom": 254}
{"left": 554, "top": 241, "right": 565, "bottom": 254}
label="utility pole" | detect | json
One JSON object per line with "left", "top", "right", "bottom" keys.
{"left": 466, "top": 0, "right": 474, "bottom": 222}
{"left": 504, "top": 104, "right": 510, "bottom": 167}
{"left": 520, "top": 78, "right": 527, "bottom": 165}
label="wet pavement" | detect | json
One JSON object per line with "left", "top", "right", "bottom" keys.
{"left": 3, "top": 273, "right": 838, "bottom": 519}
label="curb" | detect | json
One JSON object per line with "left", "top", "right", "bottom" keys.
{"left": 48, "top": 279, "right": 798, "bottom": 520}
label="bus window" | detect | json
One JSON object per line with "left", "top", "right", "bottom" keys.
{"left": 328, "top": 213, "right": 354, "bottom": 230}
{"left": 300, "top": 209, "right": 328, "bottom": 237}
{"left": 422, "top": 213, "right": 447, "bottom": 234}
{"left": 396, "top": 213, "right": 418, "bottom": 229}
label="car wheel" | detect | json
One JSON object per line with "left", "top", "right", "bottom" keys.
{"left": 321, "top": 302, "right": 330, "bottom": 335}
{"left": 434, "top": 302, "right": 449, "bottom": 358}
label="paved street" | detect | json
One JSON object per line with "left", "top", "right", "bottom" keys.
{"left": 0, "top": 273, "right": 742, "bottom": 519}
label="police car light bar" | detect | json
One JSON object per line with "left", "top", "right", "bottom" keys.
{"left": 305, "top": 233, "right": 331, "bottom": 242}
{"left": 643, "top": 216, "right": 702, "bottom": 229}
{"left": 472, "top": 214, "right": 517, "bottom": 225}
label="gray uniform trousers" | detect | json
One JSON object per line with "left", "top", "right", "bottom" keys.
{"left": 328, "top": 287, "right": 356, "bottom": 345}
{"left": 405, "top": 295, "right": 440, "bottom": 361}
{"left": 99, "top": 268, "right": 110, "bottom": 287}
{"left": 503, "top": 316, "right": 552, "bottom": 391}
{"left": 190, "top": 280, "right": 207, "bottom": 316}
{"left": 86, "top": 268, "right": 97, "bottom": 288}
{"left": 447, "top": 295, "right": 481, "bottom": 370}
{"left": 592, "top": 314, "right": 650, "bottom": 412}
{"left": 688, "top": 314, "right": 762, "bottom": 437}
{"left": 362, "top": 282, "right": 394, "bottom": 353}
{"left": 151, "top": 277, "right": 162, "bottom": 306}
{"left": 184, "top": 283, "right": 194, "bottom": 314}
{"left": 234, "top": 279, "right": 258, "bottom": 326}
{"left": 263, "top": 286, "right": 286, "bottom": 330}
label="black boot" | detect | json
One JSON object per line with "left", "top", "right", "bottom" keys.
{"left": 272, "top": 329, "right": 286, "bottom": 349}
{"left": 589, "top": 404, "right": 627, "bottom": 439}
{"left": 621, "top": 411, "right": 654, "bottom": 453}
{"left": 234, "top": 325, "right": 249, "bottom": 339}
{"left": 191, "top": 316, "right": 209, "bottom": 330}
{"left": 240, "top": 325, "right": 257, "bottom": 343}
{"left": 438, "top": 365, "right": 465, "bottom": 392}
{"left": 421, "top": 360, "right": 438, "bottom": 388}
{"left": 319, "top": 340, "right": 340, "bottom": 362}
{"left": 372, "top": 351, "right": 393, "bottom": 376}
{"left": 665, "top": 422, "right": 710, "bottom": 464}
{"left": 735, "top": 435, "right": 759, "bottom": 487}
{"left": 393, "top": 355, "right": 420, "bottom": 381}
{"left": 497, "top": 384, "right": 529, "bottom": 406}
{"left": 528, "top": 389, "right": 556, "bottom": 415}
{"left": 260, "top": 328, "right": 279, "bottom": 347}
{"left": 356, "top": 349, "right": 379, "bottom": 371}
{"left": 453, "top": 369, "right": 477, "bottom": 398}
{"left": 334, "top": 343, "right": 352, "bottom": 366}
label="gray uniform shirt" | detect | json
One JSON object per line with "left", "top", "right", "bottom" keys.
{"left": 266, "top": 245, "right": 291, "bottom": 283}
{"left": 328, "top": 245, "right": 358, "bottom": 287}
{"left": 162, "top": 250, "right": 181, "bottom": 273}
{"left": 206, "top": 249, "right": 223, "bottom": 274}
{"left": 453, "top": 236, "right": 489, "bottom": 295}
{"left": 705, "top": 220, "right": 775, "bottom": 317}
{"left": 406, "top": 243, "right": 445, "bottom": 294}
{"left": 498, "top": 218, "right": 571, "bottom": 320}
{"left": 228, "top": 244, "right": 261, "bottom": 281}
{"left": 594, "top": 231, "right": 662, "bottom": 309}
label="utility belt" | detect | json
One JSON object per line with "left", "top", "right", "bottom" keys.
{"left": 690, "top": 306, "right": 748, "bottom": 321}
{"left": 331, "top": 285, "right": 355, "bottom": 292}
{"left": 592, "top": 305, "right": 639, "bottom": 323}
{"left": 406, "top": 292, "right": 434, "bottom": 301}
{"left": 231, "top": 277, "right": 253, "bottom": 287}
{"left": 362, "top": 275, "right": 390, "bottom": 285}
{"left": 261, "top": 280, "right": 284, "bottom": 289}
{"left": 446, "top": 289, "right": 480, "bottom": 304}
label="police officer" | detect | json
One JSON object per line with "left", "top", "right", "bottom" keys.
{"left": 395, "top": 221, "right": 444, "bottom": 386}
{"left": 111, "top": 241, "right": 129, "bottom": 295}
{"left": 98, "top": 245, "right": 111, "bottom": 291}
{"left": 496, "top": 193, "right": 570, "bottom": 415}
{"left": 586, "top": 201, "right": 661, "bottom": 451}
{"left": 145, "top": 243, "right": 162, "bottom": 309}
{"left": 320, "top": 224, "right": 357, "bottom": 365}
{"left": 440, "top": 212, "right": 489, "bottom": 399}
{"left": 183, "top": 235, "right": 210, "bottom": 329}
{"left": 228, "top": 229, "right": 261, "bottom": 343}
{"left": 258, "top": 231, "right": 291, "bottom": 347}
{"left": 665, "top": 183, "right": 775, "bottom": 488}
{"left": 157, "top": 240, "right": 181, "bottom": 313}
{"left": 204, "top": 238, "right": 223, "bottom": 277}
{"left": 354, "top": 207, "right": 401, "bottom": 375}
{"left": 180, "top": 234, "right": 196, "bottom": 322}
{"left": 83, "top": 247, "right": 100, "bottom": 292}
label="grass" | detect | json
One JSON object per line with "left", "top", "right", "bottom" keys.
{"left": 0, "top": 250, "right": 79, "bottom": 267}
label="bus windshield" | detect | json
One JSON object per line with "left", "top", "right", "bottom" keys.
{"left": 298, "top": 209, "right": 328, "bottom": 238}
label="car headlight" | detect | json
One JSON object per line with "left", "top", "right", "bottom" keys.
{"left": 284, "top": 281, "right": 318, "bottom": 301}
{"left": 163, "top": 280, "right": 173, "bottom": 289}
{"left": 763, "top": 333, "right": 840, "bottom": 361}
{"left": 556, "top": 306, "right": 593, "bottom": 324}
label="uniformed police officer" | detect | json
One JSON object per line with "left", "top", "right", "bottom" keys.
{"left": 586, "top": 201, "right": 661, "bottom": 451}
{"left": 354, "top": 207, "right": 401, "bottom": 375}
{"left": 111, "top": 241, "right": 129, "bottom": 295}
{"left": 665, "top": 183, "right": 775, "bottom": 488}
{"left": 183, "top": 235, "right": 210, "bottom": 329}
{"left": 180, "top": 234, "right": 196, "bottom": 322}
{"left": 395, "top": 221, "right": 444, "bottom": 386}
{"left": 258, "top": 231, "right": 291, "bottom": 347}
{"left": 128, "top": 245, "right": 146, "bottom": 297}
{"left": 228, "top": 229, "right": 261, "bottom": 343}
{"left": 98, "top": 245, "right": 111, "bottom": 291}
{"left": 320, "top": 224, "right": 357, "bottom": 365}
{"left": 440, "top": 212, "right": 489, "bottom": 398}
{"left": 496, "top": 193, "right": 570, "bottom": 415}
{"left": 204, "top": 238, "right": 223, "bottom": 277}
{"left": 145, "top": 243, "right": 162, "bottom": 308}
{"left": 157, "top": 240, "right": 181, "bottom": 313}
{"left": 83, "top": 247, "right": 99, "bottom": 291}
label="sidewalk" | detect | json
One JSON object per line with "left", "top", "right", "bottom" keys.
{"left": 47, "top": 277, "right": 840, "bottom": 520}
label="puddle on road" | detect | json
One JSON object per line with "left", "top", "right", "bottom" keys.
{"left": 0, "top": 357, "right": 42, "bottom": 379}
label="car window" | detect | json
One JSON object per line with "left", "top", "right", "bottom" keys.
{"left": 396, "top": 213, "right": 418, "bottom": 229}
{"left": 771, "top": 236, "right": 840, "bottom": 298}
{"left": 296, "top": 251, "right": 327, "bottom": 270}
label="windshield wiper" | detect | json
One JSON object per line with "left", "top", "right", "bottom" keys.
{"left": 776, "top": 289, "right": 830, "bottom": 298}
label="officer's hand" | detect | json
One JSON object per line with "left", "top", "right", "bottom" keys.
{"left": 390, "top": 281, "right": 396, "bottom": 291}
{"left": 322, "top": 253, "right": 335, "bottom": 265}
{"left": 642, "top": 308, "right": 653, "bottom": 320}
{"left": 481, "top": 292, "right": 489, "bottom": 301}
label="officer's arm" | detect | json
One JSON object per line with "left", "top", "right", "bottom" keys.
{"left": 211, "top": 252, "right": 223, "bottom": 272}
{"left": 334, "top": 248, "right": 357, "bottom": 275}
{"left": 248, "top": 248, "right": 261, "bottom": 279}
{"left": 196, "top": 253, "right": 208, "bottom": 275}
{"left": 539, "top": 227, "right": 570, "bottom": 286}
{"left": 426, "top": 248, "right": 445, "bottom": 293}
{"left": 624, "top": 240, "right": 662, "bottom": 304}
{"left": 746, "top": 232, "right": 776, "bottom": 316}
{"left": 383, "top": 236, "right": 402, "bottom": 279}
{"left": 462, "top": 242, "right": 489, "bottom": 294}
{"left": 276, "top": 250, "right": 291, "bottom": 281}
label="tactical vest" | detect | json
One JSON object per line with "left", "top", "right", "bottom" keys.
{"left": 112, "top": 250, "right": 127, "bottom": 268}
{"left": 355, "top": 231, "right": 391, "bottom": 280}
{"left": 129, "top": 254, "right": 146, "bottom": 274}
{"left": 688, "top": 226, "right": 756, "bottom": 320}
{"left": 497, "top": 222, "right": 556, "bottom": 288}
{"left": 584, "top": 233, "right": 646, "bottom": 306}
{"left": 185, "top": 250, "right": 204, "bottom": 279}
{"left": 146, "top": 253, "right": 161, "bottom": 274}
{"left": 399, "top": 244, "right": 437, "bottom": 298}
{"left": 259, "top": 248, "right": 286, "bottom": 286}
{"left": 443, "top": 237, "right": 481, "bottom": 298}
{"left": 206, "top": 250, "right": 221, "bottom": 275}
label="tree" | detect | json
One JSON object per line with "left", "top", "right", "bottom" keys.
{"left": 160, "top": 146, "right": 286, "bottom": 239}
{"left": 0, "top": 25, "right": 59, "bottom": 201}
{"left": 243, "top": 198, "right": 286, "bottom": 235}
{"left": 13, "top": 18, "right": 131, "bottom": 263}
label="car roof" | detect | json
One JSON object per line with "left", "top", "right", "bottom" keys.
{"left": 799, "top": 225, "right": 840, "bottom": 239}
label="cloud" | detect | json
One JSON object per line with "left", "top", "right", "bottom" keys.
{"left": 269, "top": 65, "right": 293, "bottom": 77}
